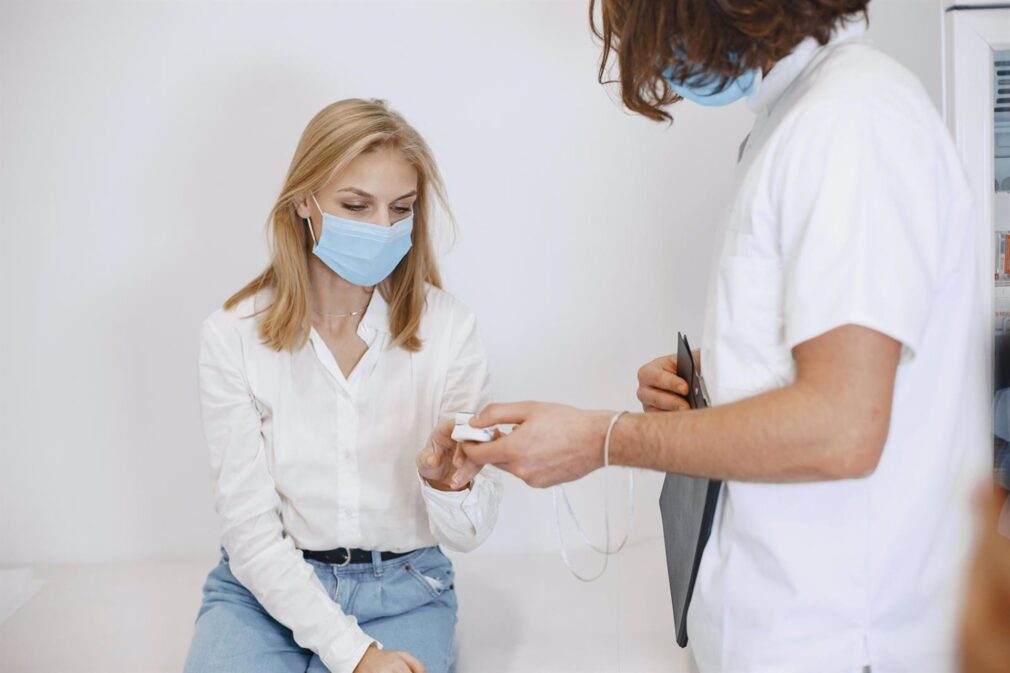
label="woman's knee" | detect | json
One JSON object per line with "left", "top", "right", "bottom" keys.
{"left": 184, "top": 570, "right": 309, "bottom": 673}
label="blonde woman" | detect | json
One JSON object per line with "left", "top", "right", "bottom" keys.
{"left": 183, "top": 99, "right": 501, "bottom": 673}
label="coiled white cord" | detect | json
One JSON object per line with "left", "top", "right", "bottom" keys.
{"left": 552, "top": 410, "right": 635, "bottom": 582}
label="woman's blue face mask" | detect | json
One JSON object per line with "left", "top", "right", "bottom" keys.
{"left": 306, "top": 193, "right": 413, "bottom": 287}
{"left": 664, "top": 57, "right": 761, "bottom": 107}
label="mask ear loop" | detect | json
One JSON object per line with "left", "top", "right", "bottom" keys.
{"left": 305, "top": 193, "right": 322, "bottom": 246}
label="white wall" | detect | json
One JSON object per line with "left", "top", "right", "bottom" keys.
{"left": 866, "top": 0, "right": 945, "bottom": 109}
{"left": 0, "top": 0, "right": 954, "bottom": 568}
{"left": 0, "top": 0, "right": 752, "bottom": 564}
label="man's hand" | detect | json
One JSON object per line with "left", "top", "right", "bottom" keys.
{"left": 636, "top": 354, "right": 691, "bottom": 412}
{"left": 353, "top": 644, "right": 426, "bottom": 673}
{"left": 416, "top": 417, "right": 483, "bottom": 491}
{"left": 463, "top": 402, "right": 614, "bottom": 488}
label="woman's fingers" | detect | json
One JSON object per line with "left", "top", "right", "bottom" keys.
{"left": 428, "top": 445, "right": 445, "bottom": 468}
{"left": 450, "top": 456, "right": 483, "bottom": 490}
{"left": 417, "top": 441, "right": 444, "bottom": 470}
{"left": 417, "top": 439, "right": 451, "bottom": 484}
{"left": 430, "top": 417, "right": 456, "bottom": 451}
{"left": 397, "top": 651, "right": 427, "bottom": 673}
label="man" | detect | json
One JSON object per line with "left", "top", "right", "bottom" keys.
{"left": 462, "top": 2, "right": 989, "bottom": 671}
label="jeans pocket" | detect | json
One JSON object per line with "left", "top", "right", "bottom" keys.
{"left": 403, "top": 551, "right": 454, "bottom": 599}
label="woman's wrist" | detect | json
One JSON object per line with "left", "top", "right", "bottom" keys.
{"left": 422, "top": 474, "right": 471, "bottom": 492}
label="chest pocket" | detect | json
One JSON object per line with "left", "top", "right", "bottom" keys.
{"left": 711, "top": 252, "right": 792, "bottom": 398}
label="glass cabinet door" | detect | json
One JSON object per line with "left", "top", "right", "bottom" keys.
{"left": 992, "top": 48, "right": 1009, "bottom": 490}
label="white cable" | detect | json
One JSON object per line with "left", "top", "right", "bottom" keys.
{"left": 553, "top": 411, "right": 635, "bottom": 582}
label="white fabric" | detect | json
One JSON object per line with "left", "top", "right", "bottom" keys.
{"left": 198, "top": 284, "right": 502, "bottom": 673}
{"left": 690, "top": 17, "right": 989, "bottom": 673}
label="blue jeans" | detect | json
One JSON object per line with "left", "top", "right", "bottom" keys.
{"left": 183, "top": 546, "right": 458, "bottom": 673}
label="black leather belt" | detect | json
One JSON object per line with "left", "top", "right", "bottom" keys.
{"left": 302, "top": 547, "right": 411, "bottom": 566}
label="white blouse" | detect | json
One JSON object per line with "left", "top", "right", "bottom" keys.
{"left": 198, "top": 284, "right": 502, "bottom": 673}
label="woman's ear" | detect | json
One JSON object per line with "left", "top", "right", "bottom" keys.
{"left": 294, "top": 194, "right": 312, "bottom": 220}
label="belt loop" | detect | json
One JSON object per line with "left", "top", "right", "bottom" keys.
{"left": 371, "top": 550, "right": 383, "bottom": 577}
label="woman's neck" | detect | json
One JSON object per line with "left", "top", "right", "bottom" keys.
{"left": 307, "top": 257, "right": 373, "bottom": 317}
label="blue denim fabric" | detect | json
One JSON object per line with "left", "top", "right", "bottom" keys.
{"left": 183, "top": 546, "right": 457, "bottom": 673}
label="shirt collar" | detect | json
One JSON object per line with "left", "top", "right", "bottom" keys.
{"left": 255, "top": 281, "right": 391, "bottom": 335}
{"left": 359, "top": 288, "right": 391, "bottom": 335}
{"left": 747, "top": 15, "right": 868, "bottom": 114}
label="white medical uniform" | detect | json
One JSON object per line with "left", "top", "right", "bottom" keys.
{"left": 199, "top": 285, "right": 502, "bottom": 673}
{"left": 689, "top": 18, "right": 989, "bottom": 673}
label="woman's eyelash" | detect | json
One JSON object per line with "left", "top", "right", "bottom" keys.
{"left": 341, "top": 203, "right": 411, "bottom": 214}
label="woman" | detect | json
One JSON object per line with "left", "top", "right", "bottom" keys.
{"left": 184, "top": 99, "right": 502, "bottom": 673}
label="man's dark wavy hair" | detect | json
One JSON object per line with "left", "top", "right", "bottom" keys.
{"left": 591, "top": 0, "right": 870, "bottom": 122}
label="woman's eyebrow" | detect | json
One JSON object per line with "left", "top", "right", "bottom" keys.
{"left": 335, "top": 187, "right": 416, "bottom": 201}
{"left": 336, "top": 187, "right": 373, "bottom": 198}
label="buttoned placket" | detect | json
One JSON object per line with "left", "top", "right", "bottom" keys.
{"left": 306, "top": 320, "right": 385, "bottom": 544}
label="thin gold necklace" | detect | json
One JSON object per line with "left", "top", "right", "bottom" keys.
{"left": 312, "top": 306, "right": 368, "bottom": 319}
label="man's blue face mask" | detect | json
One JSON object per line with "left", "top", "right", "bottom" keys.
{"left": 306, "top": 193, "right": 413, "bottom": 287}
{"left": 663, "top": 57, "right": 761, "bottom": 107}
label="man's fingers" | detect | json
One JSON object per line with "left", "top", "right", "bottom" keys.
{"left": 461, "top": 433, "right": 516, "bottom": 466}
{"left": 471, "top": 402, "right": 535, "bottom": 428}
{"left": 397, "top": 651, "right": 427, "bottom": 673}
{"left": 638, "top": 386, "right": 690, "bottom": 411}
{"left": 645, "top": 355, "right": 679, "bottom": 375}
{"left": 639, "top": 365, "right": 689, "bottom": 396}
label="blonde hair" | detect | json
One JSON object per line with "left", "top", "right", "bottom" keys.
{"left": 225, "top": 99, "right": 450, "bottom": 352}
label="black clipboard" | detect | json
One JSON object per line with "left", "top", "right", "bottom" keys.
{"left": 658, "top": 333, "right": 722, "bottom": 648}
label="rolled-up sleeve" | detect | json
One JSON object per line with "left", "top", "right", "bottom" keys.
{"left": 199, "top": 316, "right": 375, "bottom": 673}
{"left": 420, "top": 305, "right": 503, "bottom": 552}
{"left": 419, "top": 469, "right": 503, "bottom": 552}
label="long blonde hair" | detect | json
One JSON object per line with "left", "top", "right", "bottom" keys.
{"left": 225, "top": 99, "right": 449, "bottom": 352}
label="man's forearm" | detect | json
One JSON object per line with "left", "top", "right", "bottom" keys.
{"left": 610, "top": 381, "right": 880, "bottom": 482}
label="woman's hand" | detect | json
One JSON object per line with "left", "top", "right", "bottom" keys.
{"left": 636, "top": 354, "right": 691, "bottom": 412}
{"left": 416, "top": 417, "right": 484, "bottom": 491}
{"left": 353, "top": 644, "right": 426, "bottom": 673}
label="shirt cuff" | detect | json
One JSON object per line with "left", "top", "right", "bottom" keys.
{"left": 320, "top": 626, "right": 378, "bottom": 673}
{"left": 417, "top": 471, "right": 476, "bottom": 505}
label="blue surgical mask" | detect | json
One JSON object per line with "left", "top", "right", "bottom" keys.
{"left": 664, "top": 60, "right": 760, "bottom": 107}
{"left": 307, "top": 194, "right": 413, "bottom": 287}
